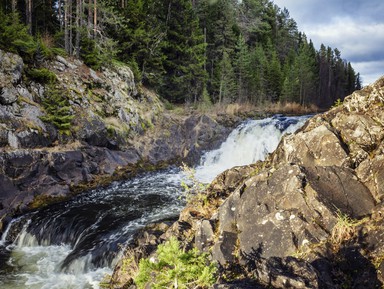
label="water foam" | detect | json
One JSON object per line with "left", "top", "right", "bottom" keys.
{"left": 195, "top": 115, "right": 309, "bottom": 183}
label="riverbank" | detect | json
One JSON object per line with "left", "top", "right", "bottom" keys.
{"left": 109, "top": 76, "right": 384, "bottom": 288}
{"left": 0, "top": 48, "right": 320, "bottom": 233}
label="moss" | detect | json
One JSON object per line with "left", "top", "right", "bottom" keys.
{"left": 29, "top": 194, "right": 67, "bottom": 210}
{"left": 18, "top": 95, "right": 38, "bottom": 107}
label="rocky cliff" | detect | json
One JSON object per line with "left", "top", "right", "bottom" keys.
{"left": 111, "top": 77, "right": 384, "bottom": 288}
{"left": 0, "top": 49, "right": 233, "bottom": 231}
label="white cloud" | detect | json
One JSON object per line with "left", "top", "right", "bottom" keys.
{"left": 352, "top": 60, "right": 384, "bottom": 86}
{"left": 303, "top": 17, "right": 384, "bottom": 62}
{"left": 272, "top": 0, "right": 384, "bottom": 86}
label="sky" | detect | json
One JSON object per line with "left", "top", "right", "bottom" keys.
{"left": 272, "top": 0, "right": 384, "bottom": 86}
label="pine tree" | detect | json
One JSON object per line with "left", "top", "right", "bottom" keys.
{"left": 40, "top": 84, "right": 74, "bottom": 134}
{"left": 295, "top": 36, "right": 317, "bottom": 105}
{"left": 217, "top": 50, "right": 236, "bottom": 104}
{"left": 160, "top": 0, "right": 206, "bottom": 103}
{"left": 248, "top": 44, "right": 267, "bottom": 104}
{"left": 198, "top": 0, "right": 238, "bottom": 101}
{"left": 234, "top": 34, "right": 251, "bottom": 102}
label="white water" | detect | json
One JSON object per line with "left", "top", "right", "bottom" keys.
{"left": 0, "top": 115, "right": 309, "bottom": 289}
{"left": 195, "top": 115, "right": 309, "bottom": 183}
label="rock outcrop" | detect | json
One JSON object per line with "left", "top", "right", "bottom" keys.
{"left": 110, "top": 77, "right": 384, "bottom": 288}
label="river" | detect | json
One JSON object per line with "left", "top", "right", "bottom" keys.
{"left": 0, "top": 115, "right": 309, "bottom": 289}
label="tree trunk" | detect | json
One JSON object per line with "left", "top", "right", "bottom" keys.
{"left": 69, "top": 0, "right": 73, "bottom": 55}
{"left": 88, "top": 0, "right": 92, "bottom": 37}
{"left": 26, "top": 0, "right": 33, "bottom": 34}
{"left": 58, "top": 0, "right": 63, "bottom": 31}
{"left": 93, "top": 0, "right": 97, "bottom": 37}
{"left": 11, "top": 0, "right": 16, "bottom": 12}
{"left": 75, "top": 0, "right": 81, "bottom": 57}
{"left": 64, "top": 0, "right": 70, "bottom": 54}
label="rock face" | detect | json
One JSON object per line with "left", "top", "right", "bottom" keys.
{"left": 110, "top": 77, "right": 384, "bottom": 289}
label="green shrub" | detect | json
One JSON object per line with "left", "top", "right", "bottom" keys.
{"left": 0, "top": 11, "right": 37, "bottom": 61}
{"left": 134, "top": 237, "right": 217, "bottom": 289}
{"left": 27, "top": 68, "right": 56, "bottom": 84}
{"left": 332, "top": 98, "right": 343, "bottom": 108}
{"left": 40, "top": 84, "right": 74, "bottom": 133}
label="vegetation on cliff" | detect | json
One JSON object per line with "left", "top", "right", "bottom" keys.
{"left": 1, "top": 0, "right": 361, "bottom": 109}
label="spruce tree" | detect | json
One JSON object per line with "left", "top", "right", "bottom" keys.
{"left": 160, "top": 0, "right": 206, "bottom": 103}
{"left": 234, "top": 34, "right": 251, "bottom": 102}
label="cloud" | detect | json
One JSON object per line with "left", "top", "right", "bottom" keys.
{"left": 272, "top": 0, "right": 384, "bottom": 85}
{"left": 353, "top": 60, "right": 384, "bottom": 86}
{"left": 303, "top": 17, "right": 384, "bottom": 62}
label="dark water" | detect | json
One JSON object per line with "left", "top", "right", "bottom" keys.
{"left": 0, "top": 168, "right": 185, "bottom": 288}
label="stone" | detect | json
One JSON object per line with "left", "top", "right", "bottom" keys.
{"left": 253, "top": 256, "right": 320, "bottom": 289}
{"left": 212, "top": 231, "right": 238, "bottom": 266}
{"left": 303, "top": 166, "right": 375, "bottom": 218}
{"left": 17, "top": 130, "right": 51, "bottom": 148}
{"left": 273, "top": 124, "right": 348, "bottom": 167}
{"left": 0, "top": 86, "right": 18, "bottom": 105}
{"left": 7, "top": 131, "right": 19, "bottom": 149}
{"left": 0, "top": 175, "right": 18, "bottom": 206}
{"left": 0, "top": 50, "right": 23, "bottom": 85}
{"left": 195, "top": 220, "right": 215, "bottom": 252}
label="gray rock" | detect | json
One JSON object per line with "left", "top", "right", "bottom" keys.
{"left": 195, "top": 220, "right": 215, "bottom": 252}
{"left": 0, "top": 87, "right": 18, "bottom": 105}
{"left": 303, "top": 166, "right": 375, "bottom": 218}
{"left": 0, "top": 49, "right": 23, "bottom": 84}
{"left": 253, "top": 256, "right": 320, "bottom": 289}
{"left": 20, "top": 104, "right": 47, "bottom": 132}
{"left": 212, "top": 231, "right": 238, "bottom": 266}
{"left": 7, "top": 131, "right": 19, "bottom": 149}
{"left": 56, "top": 55, "right": 69, "bottom": 66}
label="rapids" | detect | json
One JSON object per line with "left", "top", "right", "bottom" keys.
{"left": 0, "top": 115, "right": 309, "bottom": 288}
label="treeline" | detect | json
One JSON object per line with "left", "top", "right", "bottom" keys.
{"left": 0, "top": 0, "right": 362, "bottom": 108}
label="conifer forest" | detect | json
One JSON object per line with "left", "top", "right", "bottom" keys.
{"left": 0, "top": 0, "right": 362, "bottom": 108}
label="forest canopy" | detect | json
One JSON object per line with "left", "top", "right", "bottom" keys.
{"left": 0, "top": 0, "right": 362, "bottom": 108}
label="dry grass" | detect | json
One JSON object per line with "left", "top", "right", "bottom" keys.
{"left": 40, "top": 32, "right": 55, "bottom": 49}
{"left": 330, "top": 212, "right": 360, "bottom": 248}
{"left": 265, "top": 101, "right": 319, "bottom": 115}
{"left": 182, "top": 101, "right": 319, "bottom": 117}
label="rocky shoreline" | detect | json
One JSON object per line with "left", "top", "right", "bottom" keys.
{"left": 109, "top": 77, "right": 384, "bottom": 288}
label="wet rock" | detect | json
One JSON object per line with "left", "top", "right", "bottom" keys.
{"left": 0, "top": 175, "right": 18, "bottom": 208}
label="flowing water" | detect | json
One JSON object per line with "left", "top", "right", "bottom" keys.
{"left": 0, "top": 115, "right": 310, "bottom": 289}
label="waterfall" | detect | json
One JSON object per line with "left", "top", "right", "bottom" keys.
{"left": 0, "top": 115, "right": 309, "bottom": 289}
{"left": 195, "top": 115, "right": 309, "bottom": 183}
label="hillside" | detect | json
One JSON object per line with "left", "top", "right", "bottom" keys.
{"left": 1, "top": 0, "right": 361, "bottom": 108}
